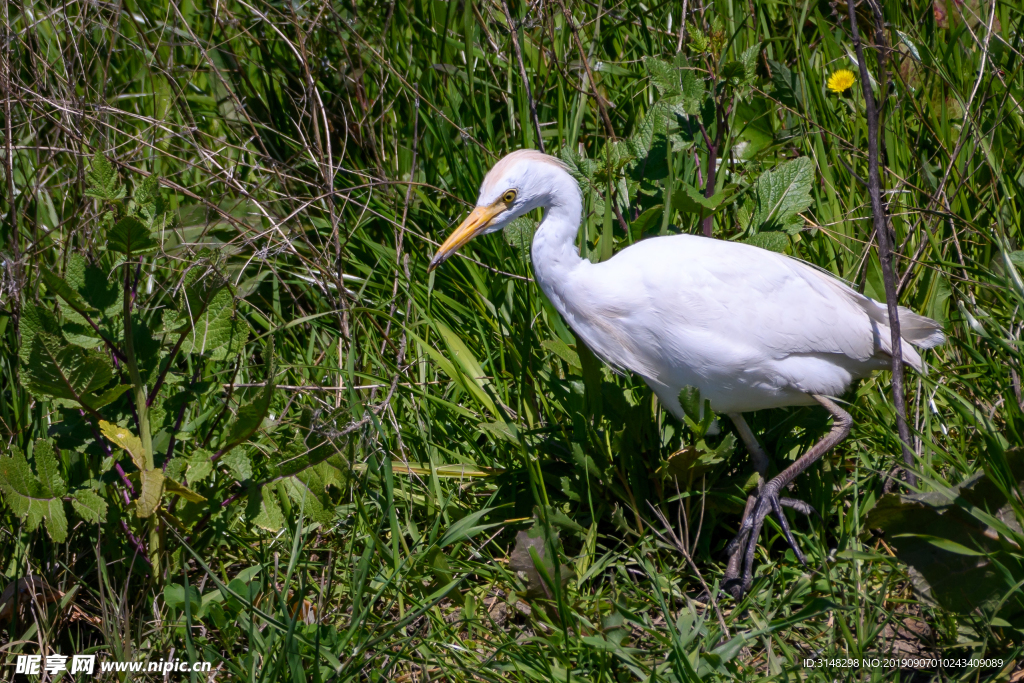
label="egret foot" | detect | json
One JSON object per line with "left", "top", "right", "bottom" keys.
{"left": 721, "top": 395, "right": 852, "bottom": 599}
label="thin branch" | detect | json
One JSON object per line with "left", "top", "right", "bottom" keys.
{"left": 558, "top": 0, "right": 616, "bottom": 138}
{"left": 848, "top": 0, "right": 915, "bottom": 487}
{"left": 501, "top": 0, "right": 545, "bottom": 153}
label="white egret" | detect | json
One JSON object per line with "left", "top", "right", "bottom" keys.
{"left": 428, "top": 149, "right": 943, "bottom": 595}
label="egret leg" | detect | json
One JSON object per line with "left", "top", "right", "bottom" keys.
{"left": 728, "top": 413, "right": 770, "bottom": 478}
{"left": 722, "top": 396, "right": 852, "bottom": 598}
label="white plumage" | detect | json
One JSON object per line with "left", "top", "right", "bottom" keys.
{"left": 429, "top": 149, "right": 943, "bottom": 594}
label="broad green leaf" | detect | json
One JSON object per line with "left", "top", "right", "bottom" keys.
{"left": 33, "top": 440, "right": 66, "bottom": 498}
{"left": 644, "top": 57, "right": 680, "bottom": 97}
{"left": 742, "top": 231, "right": 790, "bottom": 253}
{"left": 504, "top": 217, "right": 536, "bottom": 259}
{"left": 24, "top": 333, "right": 119, "bottom": 411}
{"left": 184, "top": 449, "right": 213, "bottom": 486}
{"left": 164, "top": 583, "right": 201, "bottom": 612}
{"left": 19, "top": 303, "right": 61, "bottom": 367}
{"left": 84, "top": 154, "right": 125, "bottom": 201}
{"left": 541, "top": 338, "right": 581, "bottom": 370}
{"left": 70, "top": 488, "right": 108, "bottom": 524}
{"left": 137, "top": 468, "right": 165, "bottom": 518}
{"left": 250, "top": 485, "right": 284, "bottom": 531}
{"left": 672, "top": 184, "right": 735, "bottom": 215}
{"left": 41, "top": 268, "right": 94, "bottom": 314}
{"left": 221, "top": 449, "right": 252, "bottom": 481}
{"left": 132, "top": 174, "right": 165, "bottom": 226}
{"left": 99, "top": 420, "right": 147, "bottom": 470}
{"left": 749, "top": 157, "right": 813, "bottom": 232}
{"left": 0, "top": 444, "right": 69, "bottom": 542}
{"left": 165, "top": 271, "right": 248, "bottom": 360}
{"left": 108, "top": 216, "right": 158, "bottom": 255}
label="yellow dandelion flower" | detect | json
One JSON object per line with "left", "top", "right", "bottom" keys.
{"left": 827, "top": 69, "right": 856, "bottom": 94}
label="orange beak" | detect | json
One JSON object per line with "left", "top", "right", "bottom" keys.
{"left": 428, "top": 204, "right": 507, "bottom": 272}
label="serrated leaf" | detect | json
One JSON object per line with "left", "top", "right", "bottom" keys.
{"left": 33, "top": 440, "right": 66, "bottom": 498}
{"left": 65, "top": 254, "right": 121, "bottom": 316}
{"left": 504, "top": 218, "right": 536, "bottom": 259}
{"left": 749, "top": 157, "right": 813, "bottom": 232}
{"left": 165, "top": 271, "right": 248, "bottom": 360}
{"left": 24, "top": 333, "right": 118, "bottom": 412}
{"left": 19, "top": 303, "right": 61, "bottom": 367}
{"left": 137, "top": 468, "right": 164, "bottom": 518}
{"left": 672, "top": 184, "right": 735, "bottom": 215}
{"left": 184, "top": 449, "right": 213, "bottom": 486}
{"left": 133, "top": 174, "right": 165, "bottom": 226}
{"left": 108, "top": 216, "right": 158, "bottom": 255}
{"left": 41, "top": 268, "right": 94, "bottom": 314}
{"left": 70, "top": 488, "right": 108, "bottom": 524}
{"left": 742, "top": 231, "right": 790, "bottom": 253}
{"left": 250, "top": 486, "right": 284, "bottom": 531}
{"left": 221, "top": 450, "right": 252, "bottom": 481}
{"left": 0, "top": 446, "right": 68, "bottom": 542}
{"left": 85, "top": 154, "right": 125, "bottom": 201}
{"left": 99, "top": 420, "right": 146, "bottom": 470}
{"left": 645, "top": 57, "right": 680, "bottom": 97}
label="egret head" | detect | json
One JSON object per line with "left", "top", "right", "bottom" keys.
{"left": 428, "top": 149, "right": 571, "bottom": 271}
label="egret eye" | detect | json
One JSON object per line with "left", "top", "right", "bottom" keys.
{"left": 502, "top": 190, "right": 517, "bottom": 204}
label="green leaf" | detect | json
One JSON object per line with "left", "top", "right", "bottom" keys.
{"left": 672, "top": 184, "right": 735, "bottom": 215}
{"left": 164, "top": 583, "right": 201, "bottom": 612}
{"left": 164, "top": 478, "right": 207, "bottom": 504}
{"left": 41, "top": 268, "right": 94, "bottom": 314}
{"left": 742, "top": 231, "right": 790, "bottom": 253}
{"left": 896, "top": 534, "right": 986, "bottom": 556}
{"left": 65, "top": 253, "right": 121, "bottom": 316}
{"left": 503, "top": 217, "right": 536, "bottom": 260}
{"left": 33, "top": 440, "right": 66, "bottom": 498}
{"left": 221, "top": 449, "right": 252, "bottom": 481}
{"left": 99, "top": 421, "right": 147, "bottom": 470}
{"left": 19, "top": 303, "right": 61, "bottom": 367}
{"left": 84, "top": 154, "right": 125, "bottom": 201}
{"left": 748, "top": 157, "right": 813, "bottom": 232}
{"left": 137, "top": 468, "right": 165, "bottom": 518}
{"left": 184, "top": 449, "right": 213, "bottom": 486}
{"left": 165, "top": 271, "right": 248, "bottom": 360}
{"left": 108, "top": 216, "right": 159, "bottom": 255}
{"left": 249, "top": 485, "right": 284, "bottom": 531}
{"left": 645, "top": 57, "right": 680, "bottom": 97}
{"left": 541, "top": 338, "right": 581, "bottom": 370}
{"left": 23, "top": 333, "right": 119, "bottom": 412}
{"left": 677, "top": 386, "right": 701, "bottom": 425}
{"left": 70, "top": 488, "right": 108, "bottom": 524}
{"left": 0, "top": 444, "right": 69, "bottom": 542}
{"left": 132, "top": 174, "right": 165, "bottom": 226}
{"left": 768, "top": 60, "right": 801, "bottom": 109}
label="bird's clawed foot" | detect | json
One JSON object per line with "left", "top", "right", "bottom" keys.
{"left": 721, "top": 484, "right": 817, "bottom": 599}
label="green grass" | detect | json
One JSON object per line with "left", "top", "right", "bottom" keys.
{"left": 1, "top": 0, "right": 1023, "bottom": 680}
